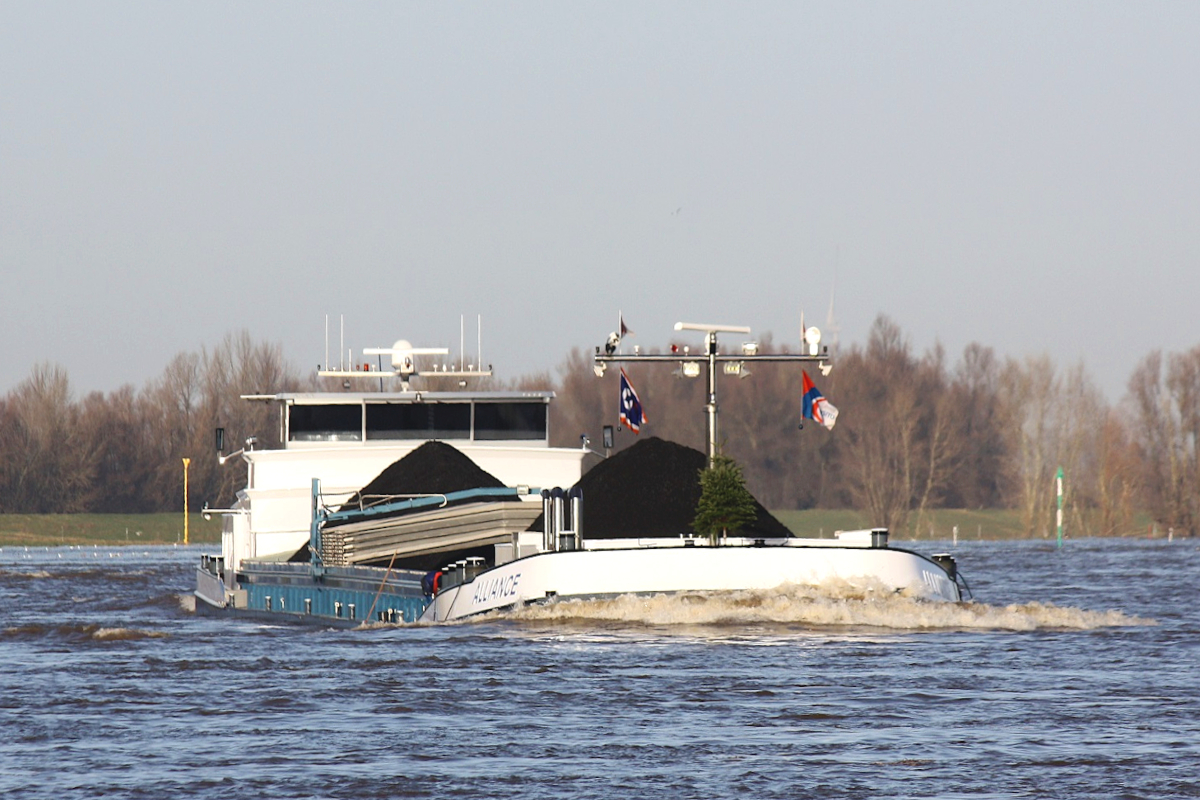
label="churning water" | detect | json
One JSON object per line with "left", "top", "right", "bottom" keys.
{"left": 0, "top": 539, "right": 1196, "bottom": 799}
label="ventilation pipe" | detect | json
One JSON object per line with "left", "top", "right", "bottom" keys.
{"left": 551, "top": 488, "right": 566, "bottom": 550}
{"left": 539, "top": 487, "right": 584, "bottom": 552}
{"left": 566, "top": 486, "right": 583, "bottom": 551}
{"left": 541, "top": 489, "right": 555, "bottom": 551}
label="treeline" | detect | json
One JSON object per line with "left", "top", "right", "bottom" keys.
{"left": 1, "top": 318, "right": 1198, "bottom": 537}
{"left": 0, "top": 332, "right": 297, "bottom": 515}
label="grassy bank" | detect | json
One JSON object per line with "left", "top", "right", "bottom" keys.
{"left": 775, "top": 508, "right": 1160, "bottom": 540}
{"left": 778, "top": 509, "right": 1035, "bottom": 541}
{"left": 0, "top": 514, "right": 221, "bottom": 547}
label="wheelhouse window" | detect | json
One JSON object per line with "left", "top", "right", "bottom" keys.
{"left": 366, "top": 403, "right": 471, "bottom": 440}
{"left": 289, "top": 404, "right": 362, "bottom": 441}
{"left": 474, "top": 402, "right": 547, "bottom": 441}
{"left": 285, "top": 397, "right": 549, "bottom": 443}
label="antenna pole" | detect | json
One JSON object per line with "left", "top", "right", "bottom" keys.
{"left": 705, "top": 333, "right": 719, "bottom": 467}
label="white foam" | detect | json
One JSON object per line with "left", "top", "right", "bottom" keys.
{"left": 492, "top": 582, "right": 1154, "bottom": 631}
{"left": 5, "top": 569, "right": 52, "bottom": 579}
{"left": 91, "top": 627, "right": 169, "bottom": 641}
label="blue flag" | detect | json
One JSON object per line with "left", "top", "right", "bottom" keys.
{"left": 619, "top": 368, "right": 647, "bottom": 433}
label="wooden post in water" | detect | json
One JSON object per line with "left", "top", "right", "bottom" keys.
{"left": 182, "top": 458, "right": 191, "bottom": 545}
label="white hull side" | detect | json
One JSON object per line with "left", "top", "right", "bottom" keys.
{"left": 421, "top": 546, "right": 959, "bottom": 622}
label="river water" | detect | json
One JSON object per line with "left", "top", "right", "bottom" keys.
{"left": 0, "top": 539, "right": 1196, "bottom": 799}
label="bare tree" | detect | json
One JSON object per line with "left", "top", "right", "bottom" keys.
{"left": 1003, "top": 355, "right": 1060, "bottom": 536}
{"left": 137, "top": 333, "right": 299, "bottom": 511}
{"left": 0, "top": 364, "right": 92, "bottom": 512}
{"left": 1000, "top": 356, "right": 1114, "bottom": 537}
{"left": 911, "top": 343, "right": 965, "bottom": 534}
{"left": 1093, "top": 408, "right": 1141, "bottom": 536}
{"left": 1168, "top": 347, "right": 1200, "bottom": 535}
{"left": 142, "top": 352, "right": 205, "bottom": 511}
{"left": 77, "top": 386, "right": 154, "bottom": 512}
{"left": 198, "top": 332, "right": 298, "bottom": 508}
{"left": 1056, "top": 363, "right": 1107, "bottom": 535}
{"left": 1130, "top": 346, "right": 1200, "bottom": 535}
{"left": 947, "top": 343, "right": 1011, "bottom": 508}
{"left": 836, "top": 317, "right": 923, "bottom": 532}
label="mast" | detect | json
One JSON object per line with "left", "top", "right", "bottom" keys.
{"left": 594, "top": 320, "right": 832, "bottom": 468}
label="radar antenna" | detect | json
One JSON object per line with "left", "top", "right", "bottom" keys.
{"left": 320, "top": 343, "right": 493, "bottom": 392}
{"left": 318, "top": 316, "right": 492, "bottom": 391}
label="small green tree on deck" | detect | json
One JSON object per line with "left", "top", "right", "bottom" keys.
{"left": 692, "top": 455, "right": 757, "bottom": 545}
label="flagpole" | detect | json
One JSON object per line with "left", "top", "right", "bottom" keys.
{"left": 705, "top": 332, "right": 718, "bottom": 468}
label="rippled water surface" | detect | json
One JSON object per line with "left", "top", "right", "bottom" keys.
{"left": 1, "top": 539, "right": 1197, "bottom": 799}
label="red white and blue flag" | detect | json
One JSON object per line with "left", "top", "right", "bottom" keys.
{"left": 619, "top": 368, "right": 647, "bottom": 433}
{"left": 801, "top": 370, "right": 838, "bottom": 430}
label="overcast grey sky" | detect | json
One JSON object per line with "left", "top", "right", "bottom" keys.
{"left": 3, "top": 2, "right": 1197, "bottom": 401}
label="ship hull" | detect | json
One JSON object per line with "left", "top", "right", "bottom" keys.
{"left": 423, "top": 542, "right": 960, "bottom": 622}
{"left": 195, "top": 541, "right": 960, "bottom": 627}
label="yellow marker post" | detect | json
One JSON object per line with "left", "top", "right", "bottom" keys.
{"left": 182, "top": 458, "right": 191, "bottom": 545}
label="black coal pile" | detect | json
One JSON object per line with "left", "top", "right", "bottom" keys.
{"left": 533, "top": 436, "right": 792, "bottom": 539}
{"left": 333, "top": 441, "right": 507, "bottom": 518}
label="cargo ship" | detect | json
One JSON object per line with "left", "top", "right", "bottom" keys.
{"left": 193, "top": 321, "right": 964, "bottom": 626}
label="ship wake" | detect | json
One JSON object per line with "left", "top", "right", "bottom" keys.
{"left": 490, "top": 581, "right": 1153, "bottom": 631}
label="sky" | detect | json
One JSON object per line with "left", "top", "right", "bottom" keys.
{"left": 2, "top": 2, "right": 1197, "bottom": 402}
